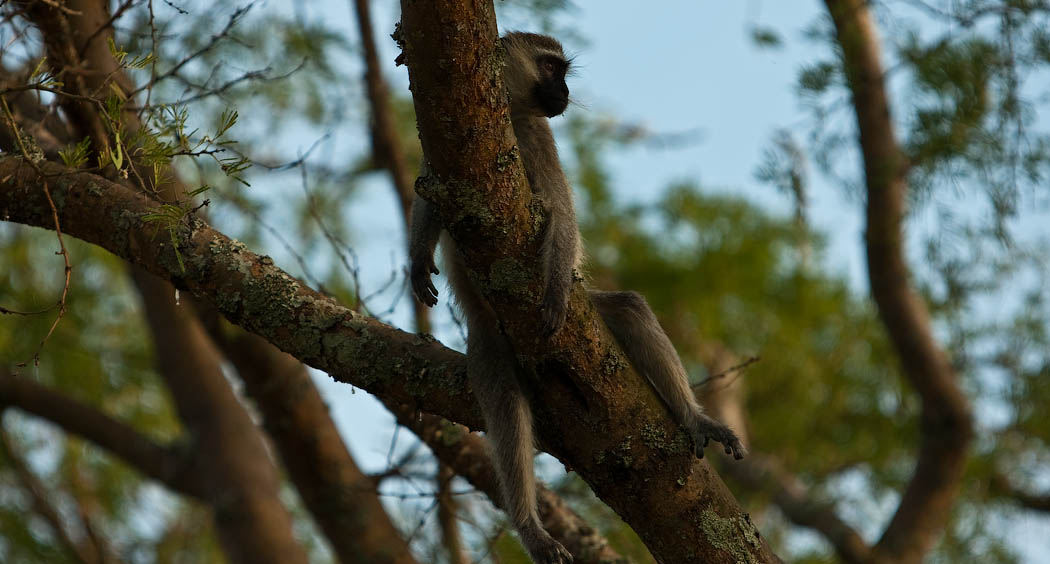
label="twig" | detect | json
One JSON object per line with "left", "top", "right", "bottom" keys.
{"left": 692, "top": 355, "right": 761, "bottom": 390}
{"left": 1, "top": 95, "right": 72, "bottom": 366}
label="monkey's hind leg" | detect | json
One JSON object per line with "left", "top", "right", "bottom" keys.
{"left": 467, "top": 329, "right": 573, "bottom": 564}
{"left": 591, "top": 291, "right": 746, "bottom": 460}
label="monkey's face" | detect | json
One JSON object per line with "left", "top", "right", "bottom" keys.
{"left": 533, "top": 54, "right": 570, "bottom": 117}
{"left": 502, "top": 32, "right": 571, "bottom": 119}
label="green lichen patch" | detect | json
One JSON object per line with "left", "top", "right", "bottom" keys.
{"left": 641, "top": 422, "right": 668, "bottom": 451}
{"left": 487, "top": 257, "right": 535, "bottom": 299}
{"left": 600, "top": 348, "right": 628, "bottom": 376}
{"left": 698, "top": 509, "right": 761, "bottom": 564}
{"left": 496, "top": 146, "right": 520, "bottom": 171}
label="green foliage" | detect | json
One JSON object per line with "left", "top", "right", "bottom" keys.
{"left": 902, "top": 35, "right": 997, "bottom": 168}
{"left": 750, "top": 26, "right": 783, "bottom": 48}
{"left": 108, "top": 37, "right": 155, "bottom": 70}
{"left": 58, "top": 137, "right": 91, "bottom": 169}
{"left": 797, "top": 61, "right": 838, "bottom": 97}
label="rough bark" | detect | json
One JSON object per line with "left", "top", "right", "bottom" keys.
{"left": 397, "top": 3, "right": 780, "bottom": 562}
{"left": 823, "top": 2, "right": 974, "bottom": 563}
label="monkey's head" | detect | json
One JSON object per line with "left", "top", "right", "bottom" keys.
{"left": 501, "top": 32, "right": 570, "bottom": 119}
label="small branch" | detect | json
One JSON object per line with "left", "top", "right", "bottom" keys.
{"left": 127, "top": 4, "right": 255, "bottom": 99}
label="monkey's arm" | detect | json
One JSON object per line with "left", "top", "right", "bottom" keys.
{"left": 538, "top": 191, "right": 579, "bottom": 337}
{"left": 409, "top": 195, "right": 442, "bottom": 307}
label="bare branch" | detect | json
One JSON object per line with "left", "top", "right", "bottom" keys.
{"left": 0, "top": 371, "right": 202, "bottom": 498}
{"left": 823, "top": 1, "right": 974, "bottom": 562}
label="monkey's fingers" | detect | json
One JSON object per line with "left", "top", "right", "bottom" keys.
{"left": 412, "top": 280, "right": 439, "bottom": 307}
{"left": 422, "top": 284, "right": 439, "bottom": 307}
{"left": 429, "top": 265, "right": 440, "bottom": 275}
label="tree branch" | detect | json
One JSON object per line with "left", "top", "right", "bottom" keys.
{"left": 823, "top": 1, "right": 974, "bottom": 562}
{"left": 1, "top": 150, "right": 774, "bottom": 562}
{"left": 0, "top": 371, "right": 203, "bottom": 498}
{"left": 0, "top": 156, "right": 478, "bottom": 425}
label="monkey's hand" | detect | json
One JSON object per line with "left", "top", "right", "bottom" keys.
{"left": 410, "top": 255, "right": 440, "bottom": 307}
{"left": 540, "top": 286, "right": 569, "bottom": 338}
{"left": 690, "top": 414, "right": 747, "bottom": 460}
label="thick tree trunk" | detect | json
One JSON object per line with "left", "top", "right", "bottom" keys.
{"left": 396, "top": 2, "right": 781, "bottom": 562}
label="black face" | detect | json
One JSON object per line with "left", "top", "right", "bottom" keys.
{"left": 533, "top": 54, "right": 569, "bottom": 117}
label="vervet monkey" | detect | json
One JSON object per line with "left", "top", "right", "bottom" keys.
{"left": 410, "top": 32, "right": 745, "bottom": 564}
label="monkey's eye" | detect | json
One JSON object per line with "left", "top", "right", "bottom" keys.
{"left": 543, "top": 60, "right": 555, "bottom": 74}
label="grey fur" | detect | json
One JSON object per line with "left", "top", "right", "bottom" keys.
{"left": 409, "top": 32, "right": 744, "bottom": 564}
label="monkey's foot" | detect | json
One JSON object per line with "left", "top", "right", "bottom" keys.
{"left": 520, "top": 524, "right": 573, "bottom": 564}
{"left": 540, "top": 290, "right": 569, "bottom": 338}
{"left": 690, "top": 415, "right": 747, "bottom": 460}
